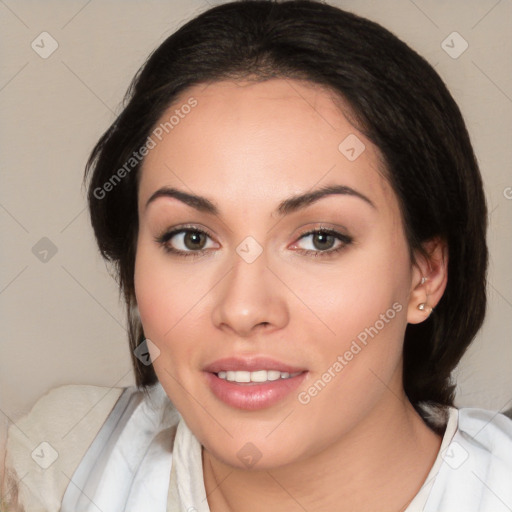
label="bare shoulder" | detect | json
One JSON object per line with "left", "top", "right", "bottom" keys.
{"left": 3, "top": 384, "right": 126, "bottom": 512}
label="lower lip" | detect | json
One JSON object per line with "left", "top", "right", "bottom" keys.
{"left": 204, "top": 371, "right": 308, "bottom": 410}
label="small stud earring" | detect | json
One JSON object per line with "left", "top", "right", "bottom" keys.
{"left": 421, "top": 277, "right": 428, "bottom": 285}
{"left": 418, "top": 303, "right": 433, "bottom": 317}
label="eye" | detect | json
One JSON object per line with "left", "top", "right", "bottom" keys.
{"left": 291, "top": 228, "right": 352, "bottom": 257}
{"left": 155, "top": 226, "right": 351, "bottom": 259}
{"left": 156, "top": 226, "right": 218, "bottom": 257}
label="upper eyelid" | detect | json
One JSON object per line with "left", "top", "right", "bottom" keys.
{"left": 159, "top": 224, "right": 215, "bottom": 239}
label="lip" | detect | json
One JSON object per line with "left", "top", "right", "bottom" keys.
{"left": 203, "top": 356, "right": 308, "bottom": 411}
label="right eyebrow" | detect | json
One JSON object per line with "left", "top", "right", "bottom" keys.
{"left": 145, "top": 187, "right": 218, "bottom": 214}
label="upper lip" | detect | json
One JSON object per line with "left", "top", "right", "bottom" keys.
{"left": 203, "top": 356, "right": 307, "bottom": 374}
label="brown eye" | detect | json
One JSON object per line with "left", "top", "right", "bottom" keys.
{"left": 311, "top": 232, "right": 336, "bottom": 251}
{"left": 183, "top": 231, "right": 208, "bottom": 250}
{"left": 156, "top": 227, "right": 218, "bottom": 256}
{"left": 292, "top": 228, "right": 353, "bottom": 257}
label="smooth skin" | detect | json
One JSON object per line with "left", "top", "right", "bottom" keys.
{"left": 134, "top": 78, "right": 448, "bottom": 512}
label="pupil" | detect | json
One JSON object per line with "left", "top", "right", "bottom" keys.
{"left": 184, "top": 231, "right": 205, "bottom": 250}
{"left": 314, "top": 232, "right": 334, "bottom": 250}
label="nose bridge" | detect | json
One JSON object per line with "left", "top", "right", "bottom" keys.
{"left": 211, "top": 244, "right": 289, "bottom": 336}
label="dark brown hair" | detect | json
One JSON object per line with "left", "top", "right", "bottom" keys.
{"left": 85, "top": 0, "right": 487, "bottom": 407}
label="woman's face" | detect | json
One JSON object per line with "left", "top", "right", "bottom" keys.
{"left": 135, "top": 78, "right": 421, "bottom": 469}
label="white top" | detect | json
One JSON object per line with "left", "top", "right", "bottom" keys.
{"left": 4, "top": 381, "right": 512, "bottom": 511}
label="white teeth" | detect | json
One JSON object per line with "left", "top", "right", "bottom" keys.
{"left": 251, "top": 370, "right": 269, "bottom": 382}
{"left": 267, "top": 370, "right": 281, "bottom": 381}
{"left": 216, "top": 369, "right": 301, "bottom": 383}
{"left": 229, "top": 371, "right": 250, "bottom": 382}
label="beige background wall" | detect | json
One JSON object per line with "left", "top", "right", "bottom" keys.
{"left": 1, "top": 0, "right": 511, "bottom": 456}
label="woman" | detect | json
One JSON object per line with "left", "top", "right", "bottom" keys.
{"left": 4, "top": 1, "right": 512, "bottom": 511}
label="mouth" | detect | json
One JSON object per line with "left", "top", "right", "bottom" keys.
{"left": 203, "top": 356, "right": 308, "bottom": 410}
{"left": 214, "top": 369, "right": 303, "bottom": 384}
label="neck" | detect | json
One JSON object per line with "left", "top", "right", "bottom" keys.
{"left": 202, "top": 386, "right": 442, "bottom": 512}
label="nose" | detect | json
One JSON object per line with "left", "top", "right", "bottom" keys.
{"left": 211, "top": 249, "right": 289, "bottom": 338}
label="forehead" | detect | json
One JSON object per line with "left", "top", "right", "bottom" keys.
{"left": 138, "top": 78, "right": 396, "bottom": 215}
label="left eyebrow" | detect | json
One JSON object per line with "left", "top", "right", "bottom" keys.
{"left": 144, "top": 183, "right": 375, "bottom": 216}
{"left": 276, "top": 184, "right": 376, "bottom": 215}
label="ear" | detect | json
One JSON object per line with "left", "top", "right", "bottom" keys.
{"left": 407, "top": 237, "right": 448, "bottom": 324}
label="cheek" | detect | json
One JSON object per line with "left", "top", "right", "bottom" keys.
{"left": 134, "top": 242, "right": 169, "bottom": 339}
{"left": 134, "top": 238, "right": 186, "bottom": 359}
{"left": 295, "top": 237, "right": 411, "bottom": 402}
{"left": 135, "top": 230, "right": 189, "bottom": 329}
{"left": 294, "top": 282, "right": 408, "bottom": 442}
{"left": 294, "top": 239, "right": 410, "bottom": 349}
{"left": 133, "top": 236, "right": 216, "bottom": 378}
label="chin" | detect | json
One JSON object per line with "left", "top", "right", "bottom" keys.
{"left": 200, "top": 427, "right": 311, "bottom": 471}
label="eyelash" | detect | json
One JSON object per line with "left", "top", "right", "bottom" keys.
{"left": 155, "top": 225, "right": 353, "bottom": 259}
